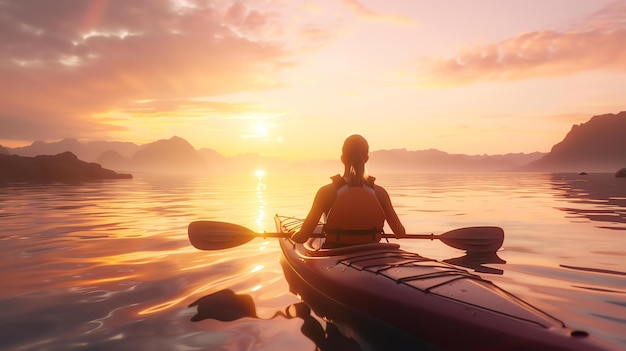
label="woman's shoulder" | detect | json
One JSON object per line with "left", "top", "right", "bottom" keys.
{"left": 373, "top": 183, "right": 390, "bottom": 196}
{"left": 316, "top": 182, "right": 338, "bottom": 196}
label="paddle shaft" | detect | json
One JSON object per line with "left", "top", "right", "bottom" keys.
{"left": 249, "top": 232, "right": 436, "bottom": 240}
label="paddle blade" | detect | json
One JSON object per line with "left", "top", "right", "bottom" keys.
{"left": 188, "top": 221, "right": 257, "bottom": 250}
{"left": 440, "top": 226, "right": 504, "bottom": 253}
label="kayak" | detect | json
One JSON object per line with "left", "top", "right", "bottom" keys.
{"left": 275, "top": 215, "right": 618, "bottom": 351}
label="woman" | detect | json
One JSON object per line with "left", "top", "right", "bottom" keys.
{"left": 291, "top": 134, "right": 406, "bottom": 247}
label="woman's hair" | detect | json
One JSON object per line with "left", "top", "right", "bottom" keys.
{"left": 342, "top": 134, "right": 369, "bottom": 186}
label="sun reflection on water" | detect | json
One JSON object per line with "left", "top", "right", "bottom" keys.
{"left": 255, "top": 170, "right": 267, "bottom": 233}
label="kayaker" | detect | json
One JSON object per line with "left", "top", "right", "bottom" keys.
{"left": 291, "top": 134, "right": 406, "bottom": 247}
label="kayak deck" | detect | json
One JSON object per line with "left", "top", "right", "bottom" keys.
{"left": 335, "top": 248, "right": 566, "bottom": 329}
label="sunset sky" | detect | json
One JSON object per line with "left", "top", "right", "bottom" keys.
{"left": 1, "top": 0, "right": 625, "bottom": 159}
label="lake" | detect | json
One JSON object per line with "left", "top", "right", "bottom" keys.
{"left": 1, "top": 171, "right": 625, "bottom": 350}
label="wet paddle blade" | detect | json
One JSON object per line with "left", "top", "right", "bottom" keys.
{"left": 188, "top": 221, "right": 261, "bottom": 250}
{"left": 439, "top": 226, "right": 504, "bottom": 253}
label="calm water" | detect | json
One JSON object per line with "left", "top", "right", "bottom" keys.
{"left": 1, "top": 172, "right": 625, "bottom": 350}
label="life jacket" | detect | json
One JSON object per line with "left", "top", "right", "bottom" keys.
{"left": 323, "top": 174, "right": 385, "bottom": 246}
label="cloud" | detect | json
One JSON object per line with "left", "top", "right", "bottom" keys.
{"left": 0, "top": 0, "right": 291, "bottom": 142}
{"left": 285, "top": 1, "right": 415, "bottom": 53}
{"left": 419, "top": 1, "right": 626, "bottom": 85}
{"left": 299, "top": 23, "right": 335, "bottom": 44}
{"left": 118, "top": 99, "right": 275, "bottom": 120}
{"left": 341, "top": 0, "right": 415, "bottom": 26}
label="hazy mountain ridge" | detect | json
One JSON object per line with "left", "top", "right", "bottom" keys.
{"left": 9, "top": 138, "right": 142, "bottom": 161}
{"left": 2, "top": 111, "right": 625, "bottom": 174}
{"left": 1, "top": 137, "right": 545, "bottom": 174}
{"left": 368, "top": 149, "right": 545, "bottom": 172}
{"left": 130, "top": 136, "right": 206, "bottom": 173}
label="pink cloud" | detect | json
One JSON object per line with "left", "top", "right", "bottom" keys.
{"left": 118, "top": 99, "right": 269, "bottom": 118}
{"left": 0, "top": 0, "right": 290, "bottom": 142}
{"left": 225, "top": 1, "right": 276, "bottom": 34}
{"left": 420, "top": 2, "right": 626, "bottom": 85}
{"left": 298, "top": 23, "right": 336, "bottom": 45}
{"left": 341, "top": 0, "right": 415, "bottom": 25}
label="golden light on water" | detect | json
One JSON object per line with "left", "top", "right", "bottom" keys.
{"left": 2, "top": 172, "right": 625, "bottom": 348}
{"left": 255, "top": 170, "right": 267, "bottom": 232}
{"left": 139, "top": 298, "right": 185, "bottom": 315}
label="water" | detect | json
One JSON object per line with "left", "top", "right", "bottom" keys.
{"left": 1, "top": 172, "right": 625, "bottom": 350}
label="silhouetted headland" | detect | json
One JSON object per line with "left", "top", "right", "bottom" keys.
{"left": 519, "top": 111, "right": 626, "bottom": 172}
{"left": 0, "top": 152, "right": 132, "bottom": 183}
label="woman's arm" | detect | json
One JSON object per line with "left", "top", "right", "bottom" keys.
{"left": 291, "top": 185, "right": 335, "bottom": 243}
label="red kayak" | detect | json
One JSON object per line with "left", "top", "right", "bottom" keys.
{"left": 276, "top": 215, "right": 618, "bottom": 351}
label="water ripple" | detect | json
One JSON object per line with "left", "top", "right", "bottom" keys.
{"left": 1, "top": 172, "right": 625, "bottom": 350}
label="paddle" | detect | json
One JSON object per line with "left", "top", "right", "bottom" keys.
{"left": 187, "top": 221, "right": 504, "bottom": 253}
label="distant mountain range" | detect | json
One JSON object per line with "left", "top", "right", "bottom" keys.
{"left": 367, "top": 149, "right": 545, "bottom": 173}
{"left": 1, "top": 111, "right": 625, "bottom": 174}
{"left": 9, "top": 138, "right": 141, "bottom": 161}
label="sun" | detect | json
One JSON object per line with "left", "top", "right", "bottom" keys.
{"left": 255, "top": 122, "right": 269, "bottom": 138}
{"left": 255, "top": 169, "right": 266, "bottom": 177}
{"left": 241, "top": 120, "right": 272, "bottom": 139}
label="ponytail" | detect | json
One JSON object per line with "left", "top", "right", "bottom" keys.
{"left": 347, "top": 153, "right": 366, "bottom": 186}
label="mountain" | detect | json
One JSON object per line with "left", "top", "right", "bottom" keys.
{"left": 521, "top": 111, "right": 626, "bottom": 172}
{"left": 95, "top": 150, "right": 132, "bottom": 172}
{"left": 7, "top": 137, "right": 209, "bottom": 173}
{"left": 84, "top": 140, "right": 142, "bottom": 159}
{"left": 130, "top": 136, "right": 207, "bottom": 173}
{"left": 0, "top": 152, "right": 132, "bottom": 183}
{"left": 0, "top": 145, "right": 9, "bottom": 155}
{"left": 6, "top": 137, "right": 221, "bottom": 174}
{"left": 11, "top": 138, "right": 86, "bottom": 158}
{"left": 368, "top": 149, "right": 544, "bottom": 173}
{"left": 198, "top": 148, "right": 228, "bottom": 165}
{"left": 10, "top": 138, "right": 142, "bottom": 161}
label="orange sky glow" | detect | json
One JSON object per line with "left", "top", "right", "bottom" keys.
{"left": 1, "top": 0, "right": 625, "bottom": 159}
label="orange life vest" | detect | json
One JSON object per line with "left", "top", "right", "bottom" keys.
{"left": 323, "top": 174, "right": 385, "bottom": 246}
